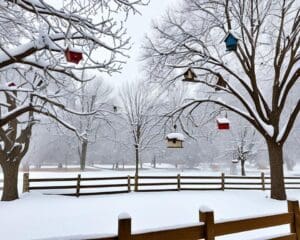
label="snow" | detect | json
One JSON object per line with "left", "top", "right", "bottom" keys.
{"left": 166, "top": 132, "right": 185, "bottom": 141}
{"left": 216, "top": 117, "right": 230, "bottom": 124}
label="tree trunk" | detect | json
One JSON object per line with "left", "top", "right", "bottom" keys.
{"left": 1, "top": 161, "right": 20, "bottom": 201}
{"left": 241, "top": 160, "right": 246, "bottom": 176}
{"left": 134, "top": 144, "right": 139, "bottom": 191}
{"left": 267, "top": 139, "right": 286, "bottom": 200}
{"left": 80, "top": 140, "right": 88, "bottom": 171}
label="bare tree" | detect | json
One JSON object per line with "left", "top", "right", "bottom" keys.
{"left": 143, "top": 0, "right": 299, "bottom": 200}
{"left": 119, "top": 80, "right": 164, "bottom": 188}
{"left": 0, "top": 0, "right": 147, "bottom": 201}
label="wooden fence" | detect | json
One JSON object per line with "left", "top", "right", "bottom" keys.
{"left": 57, "top": 200, "right": 300, "bottom": 240}
{"left": 22, "top": 172, "right": 300, "bottom": 196}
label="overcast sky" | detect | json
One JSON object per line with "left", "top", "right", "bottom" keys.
{"left": 109, "top": 0, "right": 177, "bottom": 88}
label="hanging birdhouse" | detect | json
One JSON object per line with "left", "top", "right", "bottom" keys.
{"left": 215, "top": 76, "right": 227, "bottom": 91}
{"left": 182, "top": 68, "right": 197, "bottom": 82}
{"left": 216, "top": 117, "right": 230, "bottom": 130}
{"left": 166, "top": 132, "right": 185, "bottom": 148}
{"left": 65, "top": 48, "right": 83, "bottom": 64}
{"left": 224, "top": 32, "right": 238, "bottom": 51}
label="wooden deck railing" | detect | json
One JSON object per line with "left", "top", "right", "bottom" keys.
{"left": 58, "top": 200, "right": 300, "bottom": 240}
{"left": 22, "top": 172, "right": 300, "bottom": 196}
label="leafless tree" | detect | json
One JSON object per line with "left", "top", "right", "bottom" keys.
{"left": 0, "top": 0, "right": 147, "bottom": 201}
{"left": 143, "top": 0, "right": 300, "bottom": 200}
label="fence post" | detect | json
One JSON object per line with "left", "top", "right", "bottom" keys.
{"left": 221, "top": 173, "right": 225, "bottom": 191}
{"left": 22, "top": 173, "right": 30, "bottom": 193}
{"left": 134, "top": 175, "right": 138, "bottom": 192}
{"left": 288, "top": 200, "right": 300, "bottom": 239}
{"left": 261, "top": 172, "right": 265, "bottom": 191}
{"left": 76, "top": 174, "right": 81, "bottom": 197}
{"left": 199, "top": 207, "right": 215, "bottom": 240}
{"left": 127, "top": 176, "right": 131, "bottom": 192}
{"left": 177, "top": 174, "right": 181, "bottom": 191}
{"left": 118, "top": 213, "right": 131, "bottom": 240}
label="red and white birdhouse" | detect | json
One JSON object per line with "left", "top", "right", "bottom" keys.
{"left": 65, "top": 48, "right": 83, "bottom": 64}
{"left": 216, "top": 117, "right": 230, "bottom": 130}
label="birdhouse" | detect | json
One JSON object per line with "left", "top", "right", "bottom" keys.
{"left": 166, "top": 133, "right": 185, "bottom": 148}
{"left": 216, "top": 117, "right": 230, "bottom": 130}
{"left": 65, "top": 48, "right": 83, "bottom": 64}
{"left": 224, "top": 32, "right": 238, "bottom": 51}
{"left": 215, "top": 76, "right": 227, "bottom": 91}
{"left": 113, "top": 106, "right": 117, "bottom": 113}
{"left": 182, "top": 68, "right": 197, "bottom": 82}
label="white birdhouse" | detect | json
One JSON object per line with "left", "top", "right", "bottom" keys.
{"left": 166, "top": 133, "right": 185, "bottom": 148}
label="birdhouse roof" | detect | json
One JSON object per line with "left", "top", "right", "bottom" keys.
{"left": 166, "top": 132, "right": 185, "bottom": 141}
{"left": 222, "top": 30, "right": 240, "bottom": 42}
{"left": 184, "top": 68, "right": 196, "bottom": 77}
{"left": 216, "top": 117, "right": 230, "bottom": 124}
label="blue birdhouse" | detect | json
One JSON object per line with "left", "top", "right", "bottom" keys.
{"left": 224, "top": 32, "right": 238, "bottom": 51}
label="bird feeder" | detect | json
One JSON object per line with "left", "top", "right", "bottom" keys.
{"left": 215, "top": 76, "right": 227, "bottom": 91}
{"left": 216, "top": 117, "right": 230, "bottom": 130}
{"left": 182, "top": 68, "right": 198, "bottom": 82}
{"left": 65, "top": 48, "right": 83, "bottom": 64}
{"left": 166, "top": 132, "right": 185, "bottom": 148}
{"left": 224, "top": 32, "right": 238, "bottom": 51}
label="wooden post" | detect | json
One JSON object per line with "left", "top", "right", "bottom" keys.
{"left": 76, "top": 174, "right": 81, "bottom": 197}
{"left": 118, "top": 213, "right": 131, "bottom": 240}
{"left": 261, "top": 172, "right": 265, "bottom": 191}
{"left": 22, "top": 173, "right": 30, "bottom": 193}
{"left": 134, "top": 175, "right": 138, "bottom": 192}
{"left": 221, "top": 173, "right": 225, "bottom": 191}
{"left": 127, "top": 175, "right": 131, "bottom": 192}
{"left": 288, "top": 200, "right": 300, "bottom": 239}
{"left": 199, "top": 207, "right": 215, "bottom": 240}
{"left": 177, "top": 174, "right": 181, "bottom": 191}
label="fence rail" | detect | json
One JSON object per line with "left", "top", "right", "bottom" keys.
{"left": 71, "top": 200, "right": 300, "bottom": 240}
{"left": 22, "top": 172, "right": 300, "bottom": 196}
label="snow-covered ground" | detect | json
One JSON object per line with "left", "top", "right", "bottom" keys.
{"left": 1, "top": 167, "right": 300, "bottom": 240}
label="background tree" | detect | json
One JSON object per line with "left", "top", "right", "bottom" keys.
{"left": 143, "top": 0, "right": 300, "bottom": 200}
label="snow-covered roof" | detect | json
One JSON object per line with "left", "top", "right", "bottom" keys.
{"left": 166, "top": 132, "right": 185, "bottom": 141}
{"left": 221, "top": 30, "right": 240, "bottom": 42}
{"left": 216, "top": 117, "right": 230, "bottom": 124}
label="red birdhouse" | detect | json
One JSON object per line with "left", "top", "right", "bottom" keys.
{"left": 65, "top": 48, "right": 83, "bottom": 64}
{"left": 216, "top": 117, "right": 230, "bottom": 130}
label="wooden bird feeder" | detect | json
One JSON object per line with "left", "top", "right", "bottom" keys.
{"left": 65, "top": 48, "right": 83, "bottom": 64}
{"left": 215, "top": 76, "right": 227, "bottom": 91}
{"left": 166, "top": 133, "right": 185, "bottom": 148}
{"left": 216, "top": 117, "right": 230, "bottom": 130}
{"left": 182, "top": 68, "right": 198, "bottom": 82}
{"left": 224, "top": 32, "right": 238, "bottom": 51}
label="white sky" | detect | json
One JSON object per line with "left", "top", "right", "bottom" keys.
{"left": 109, "top": 0, "right": 177, "bottom": 88}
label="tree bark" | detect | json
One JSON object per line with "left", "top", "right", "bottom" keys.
{"left": 267, "top": 139, "right": 286, "bottom": 200}
{"left": 1, "top": 161, "right": 20, "bottom": 201}
{"left": 241, "top": 160, "right": 246, "bottom": 176}
{"left": 80, "top": 140, "right": 88, "bottom": 171}
{"left": 134, "top": 144, "right": 139, "bottom": 191}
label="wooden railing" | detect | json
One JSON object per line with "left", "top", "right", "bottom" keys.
{"left": 62, "top": 200, "right": 300, "bottom": 240}
{"left": 22, "top": 173, "right": 300, "bottom": 196}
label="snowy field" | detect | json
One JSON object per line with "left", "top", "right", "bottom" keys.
{"left": 1, "top": 167, "right": 300, "bottom": 240}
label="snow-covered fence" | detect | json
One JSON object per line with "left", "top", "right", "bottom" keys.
{"left": 23, "top": 173, "right": 300, "bottom": 196}
{"left": 70, "top": 200, "right": 300, "bottom": 240}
